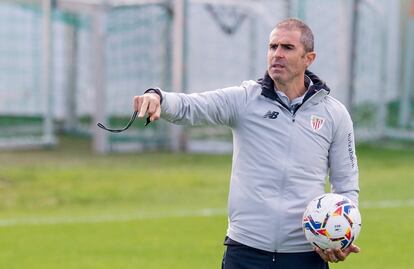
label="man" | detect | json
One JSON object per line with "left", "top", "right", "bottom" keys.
{"left": 133, "top": 18, "right": 360, "bottom": 269}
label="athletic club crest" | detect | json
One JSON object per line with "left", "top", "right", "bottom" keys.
{"left": 311, "top": 115, "right": 325, "bottom": 131}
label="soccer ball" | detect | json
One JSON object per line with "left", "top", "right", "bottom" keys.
{"left": 302, "top": 193, "right": 361, "bottom": 250}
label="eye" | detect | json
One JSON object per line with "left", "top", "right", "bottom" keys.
{"left": 269, "top": 44, "right": 278, "bottom": 50}
{"left": 282, "top": 44, "right": 294, "bottom": 50}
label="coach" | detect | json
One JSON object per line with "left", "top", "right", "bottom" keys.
{"left": 134, "top": 18, "right": 360, "bottom": 269}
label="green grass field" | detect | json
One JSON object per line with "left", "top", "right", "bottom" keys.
{"left": 0, "top": 136, "right": 413, "bottom": 268}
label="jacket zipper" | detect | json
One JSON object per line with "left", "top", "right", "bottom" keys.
{"left": 271, "top": 89, "right": 326, "bottom": 251}
{"left": 273, "top": 103, "right": 295, "bottom": 252}
{"left": 292, "top": 89, "right": 327, "bottom": 117}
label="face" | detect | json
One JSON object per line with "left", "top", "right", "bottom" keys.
{"left": 267, "top": 28, "right": 316, "bottom": 85}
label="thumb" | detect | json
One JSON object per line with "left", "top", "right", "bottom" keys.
{"left": 347, "top": 244, "right": 361, "bottom": 254}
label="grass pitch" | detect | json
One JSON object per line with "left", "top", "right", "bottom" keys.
{"left": 0, "top": 136, "right": 412, "bottom": 268}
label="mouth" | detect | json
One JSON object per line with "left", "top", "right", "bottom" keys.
{"left": 270, "top": 63, "right": 285, "bottom": 70}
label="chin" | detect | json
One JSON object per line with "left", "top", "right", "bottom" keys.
{"left": 269, "top": 72, "right": 286, "bottom": 84}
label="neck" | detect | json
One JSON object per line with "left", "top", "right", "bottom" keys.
{"left": 274, "top": 75, "right": 306, "bottom": 100}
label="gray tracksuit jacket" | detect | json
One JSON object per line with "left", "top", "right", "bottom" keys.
{"left": 159, "top": 70, "right": 359, "bottom": 253}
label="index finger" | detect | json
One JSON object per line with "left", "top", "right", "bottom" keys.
{"left": 325, "top": 249, "right": 338, "bottom": 263}
{"left": 138, "top": 98, "right": 149, "bottom": 118}
{"left": 134, "top": 96, "right": 143, "bottom": 112}
{"left": 333, "top": 249, "right": 346, "bottom": 261}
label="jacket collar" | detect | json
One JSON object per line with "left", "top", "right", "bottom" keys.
{"left": 257, "top": 70, "right": 330, "bottom": 108}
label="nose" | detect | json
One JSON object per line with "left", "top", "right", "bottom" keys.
{"left": 273, "top": 46, "right": 284, "bottom": 58}
{"left": 269, "top": 46, "right": 284, "bottom": 60}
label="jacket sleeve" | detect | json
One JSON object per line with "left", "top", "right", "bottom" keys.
{"left": 159, "top": 84, "right": 249, "bottom": 127}
{"left": 328, "top": 108, "right": 360, "bottom": 206}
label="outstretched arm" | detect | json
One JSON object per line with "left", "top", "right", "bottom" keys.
{"left": 133, "top": 85, "right": 249, "bottom": 127}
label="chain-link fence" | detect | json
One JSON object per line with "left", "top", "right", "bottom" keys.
{"left": 0, "top": 0, "right": 412, "bottom": 152}
{"left": 0, "top": 1, "right": 55, "bottom": 148}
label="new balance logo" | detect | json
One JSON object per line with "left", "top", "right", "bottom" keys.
{"left": 263, "top": 110, "right": 279, "bottom": 119}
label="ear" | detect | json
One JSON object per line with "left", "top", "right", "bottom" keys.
{"left": 304, "top": 52, "right": 316, "bottom": 67}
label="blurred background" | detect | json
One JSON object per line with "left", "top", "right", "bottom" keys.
{"left": 0, "top": 0, "right": 413, "bottom": 268}
{"left": 0, "top": 0, "right": 413, "bottom": 153}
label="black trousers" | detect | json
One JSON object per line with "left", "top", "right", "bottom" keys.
{"left": 222, "top": 243, "right": 329, "bottom": 269}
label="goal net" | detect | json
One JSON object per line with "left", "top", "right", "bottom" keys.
{"left": 0, "top": 2, "right": 55, "bottom": 148}
{"left": 1, "top": 0, "right": 411, "bottom": 152}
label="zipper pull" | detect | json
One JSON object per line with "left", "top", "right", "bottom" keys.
{"left": 272, "top": 253, "right": 276, "bottom": 262}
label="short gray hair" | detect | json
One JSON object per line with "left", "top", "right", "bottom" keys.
{"left": 275, "top": 18, "right": 314, "bottom": 53}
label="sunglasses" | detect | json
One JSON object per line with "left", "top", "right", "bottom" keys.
{"left": 97, "top": 111, "right": 151, "bottom": 133}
